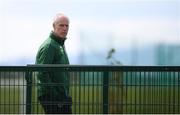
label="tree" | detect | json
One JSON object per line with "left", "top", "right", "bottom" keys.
{"left": 106, "top": 48, "right": 122, "bottom": 65}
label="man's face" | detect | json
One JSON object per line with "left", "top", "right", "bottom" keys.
{"left": 53, "top": 16, "right": 69, "bottom": 39}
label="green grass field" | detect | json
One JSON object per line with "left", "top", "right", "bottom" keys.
{"left": 69, "top": 85, "right": 180, "bottom": 114}
{"left": 1, "top": 85, "right": 179, "bottom": 114}
{"left": 31, "top": 85, "right": 180, "bottom": 114}
{"left": 0, "top": 87, "right": 23, "bottom": 114}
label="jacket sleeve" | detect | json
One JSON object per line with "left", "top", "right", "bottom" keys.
{"left": 36, "top": 44, "right": 54, "bottom": 64}
{"left": 36, "top": 44, "right": 59, "bottom": 97}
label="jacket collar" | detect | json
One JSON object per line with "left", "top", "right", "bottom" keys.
{"left": 50, "top": 32, "right": 66, "bottom": 46}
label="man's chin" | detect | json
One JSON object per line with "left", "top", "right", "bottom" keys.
{"left": 59, "top": 35, "right": 66, "bottom": 39}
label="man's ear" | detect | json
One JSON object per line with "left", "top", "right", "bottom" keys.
{"left": 53, "top": 23, "right": 55, "bottom": 29}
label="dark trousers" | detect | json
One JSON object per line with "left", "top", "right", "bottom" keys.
{"left": 38, "top": 94, "right": 72, "bottom": 114}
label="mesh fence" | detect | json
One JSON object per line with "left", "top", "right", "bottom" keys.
{"left": 0, "top": 65, "right": 179, "bottom": 114}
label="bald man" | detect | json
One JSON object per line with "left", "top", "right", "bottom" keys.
{"left": 35, "top": 13, "right": 72, "bottom": 114}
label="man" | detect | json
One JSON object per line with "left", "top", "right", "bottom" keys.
{"left": 35, "top": 13, "right": 72, "bottom": 114}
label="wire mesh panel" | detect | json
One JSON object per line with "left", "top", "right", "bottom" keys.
{"left": 122, "top": 71, "right": 179, "bottom": 113}
{"left": 0, "top": 67, "right": 27, "bottom": 114}
{"left": 69, "top": 71, "right": 103, "bottom": 113}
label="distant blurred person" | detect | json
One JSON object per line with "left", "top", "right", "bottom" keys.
{"left": 35, "top": 13, "right": 72, "bottom": 114}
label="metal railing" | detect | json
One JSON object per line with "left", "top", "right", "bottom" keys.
{"left": 0, "top": 65, "right": 179, "bottom": 114}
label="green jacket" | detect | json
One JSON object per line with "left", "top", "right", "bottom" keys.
{"left": 35, "top": 32, "right": 70, "bottom": 98}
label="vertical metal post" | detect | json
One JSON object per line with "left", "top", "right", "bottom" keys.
{"left": 25, "top": 70, "right": 32, "bottom": 114}
{"left": 103, "top": 71, "right": 109, "bottom": 114}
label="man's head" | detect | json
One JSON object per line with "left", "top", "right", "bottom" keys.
{"left": 53, "top": 13, "right": 69, "bottom": 39}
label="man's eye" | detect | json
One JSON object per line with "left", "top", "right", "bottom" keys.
{"left": 59, "top": 24, "right": 68, "bottom": 27}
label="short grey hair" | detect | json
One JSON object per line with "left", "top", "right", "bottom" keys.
{"left": 52, "top": 13, "right": 69, "bottom": 26}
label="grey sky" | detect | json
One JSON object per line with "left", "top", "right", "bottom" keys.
{"left": 0, "top": 0, "right": 179, "bottom": 65}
